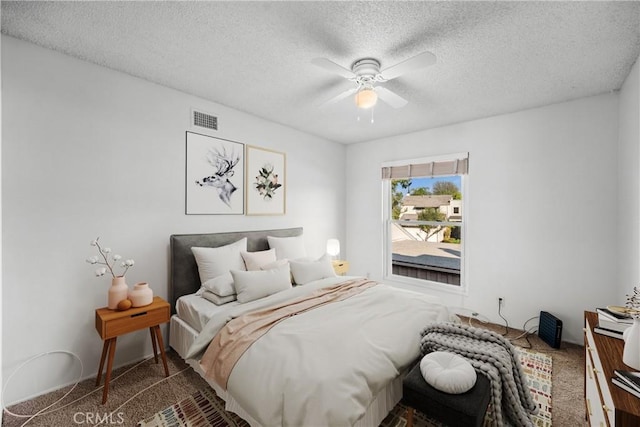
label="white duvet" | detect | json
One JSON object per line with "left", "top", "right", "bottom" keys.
{"left": 186, "top": 277, "right": 449, "bottom": 427}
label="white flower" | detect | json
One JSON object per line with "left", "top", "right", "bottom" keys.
{"left": 86, "top": 237, "right": 135, "bottom": 279}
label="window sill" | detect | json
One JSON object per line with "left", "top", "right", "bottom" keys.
{"left": 383, "top": 274, "right": 467, "bottom": 296}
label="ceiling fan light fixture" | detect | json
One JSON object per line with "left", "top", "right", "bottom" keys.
{"left": 355, "top": 88, "right": 377, "bottom": 109}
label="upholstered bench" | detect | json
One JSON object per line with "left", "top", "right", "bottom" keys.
{"left": 401, "top": 362, "right": 492, "bottom": 427}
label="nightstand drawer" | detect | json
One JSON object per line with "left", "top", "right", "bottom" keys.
{"left": 96, "top": 301, "right": 170, "bottom": 339}
{"left": 106, "top": 307, "right": 168, "bottom": 338}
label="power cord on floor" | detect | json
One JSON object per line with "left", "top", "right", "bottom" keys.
{"left": 505, "top": 316, "right": 539, "bottom": 349}
{"left": 2, "top": 352, "right": 173, "bottom": 427}
{"left": 498, "top": 299, "right": 509, "bottom": 336}
{"left": 511, "top": 326, "right": 538, "bottom": 349}
{"left": 448, "top": 306, "right": 491, "bottom": 327}
{"left": 2, "top": 351, "right": 84, "bottom": 427}
{"left": 91, "top": 366, "right": 190, "bottom": 427}
{"left": 466, "top": 306, "right": 540, "bottom": 348}
{"left": 448, "top": 308, "right": 543, "bottom": 349}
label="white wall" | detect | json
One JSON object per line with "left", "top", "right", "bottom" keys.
{"left": 1, "top": 36, "right": 345, "bottom": 404}
{"left": 618, "top": 56, "right": 640, "bottom": 304}
{"left": 346, "top": 93, "right": 620, "bottom": 345}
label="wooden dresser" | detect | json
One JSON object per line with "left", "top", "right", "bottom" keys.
{"left": 584, "top": 311, "right": 640, "bottom": 426}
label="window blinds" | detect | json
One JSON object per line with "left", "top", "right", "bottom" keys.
{"left": 381, "top": 156, "right": 468, "bottom": 179}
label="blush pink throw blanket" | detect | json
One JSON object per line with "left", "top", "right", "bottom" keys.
{"left": 200, "top": 278, "right": 377, "bottom": 389}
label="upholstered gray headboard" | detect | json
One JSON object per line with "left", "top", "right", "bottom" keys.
{"left": 169, "top": 227, "right": 303, "bottom": 314}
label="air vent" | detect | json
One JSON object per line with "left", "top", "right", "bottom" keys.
{"left": 192, "top": 109, "right": 218, "bottom": 131}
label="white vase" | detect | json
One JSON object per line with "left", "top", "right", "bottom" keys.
{"left": 108, "top": 276, "right": 129, "bottom": 309}
{"left": 129, "top": 282, "right": 153, "bottom": 307}
{"left": 623, "top": 318, "right": 640, "bottom": 370}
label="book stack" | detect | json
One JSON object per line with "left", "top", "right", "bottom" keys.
{"left": 612, "top": 370, "right": 640, "bottom": 399}
{"left": 594, "top": 307, "right": 633, "bottom": 340}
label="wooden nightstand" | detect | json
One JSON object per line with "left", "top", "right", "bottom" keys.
{"left": 95, "top": 296, "right": 170, "bottom": 404}
{"left": 332, "top": 260, "right": 349, "bottom": 276}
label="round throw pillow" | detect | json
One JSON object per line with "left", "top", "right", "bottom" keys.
{"left": 419, "top": 351, "right": 477, "bottom": 394}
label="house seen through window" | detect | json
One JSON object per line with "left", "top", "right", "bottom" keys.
{"left": 382, "top": 154, "right": 467, "bottom": 288}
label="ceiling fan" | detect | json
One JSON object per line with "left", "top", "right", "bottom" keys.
{"left": 311, "top": 51, "right": 436, "bottom": 110}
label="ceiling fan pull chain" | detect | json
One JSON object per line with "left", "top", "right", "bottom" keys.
{"left": 370, "top": 107, "right": 375, "bottom": 124}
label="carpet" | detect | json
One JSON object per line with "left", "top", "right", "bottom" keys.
{"left": 138, "top": 348, "right": 552, "bottom": 427}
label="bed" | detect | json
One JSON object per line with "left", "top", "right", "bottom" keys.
{"left": 168, "top": 227, "right": 450, "bottom": 426}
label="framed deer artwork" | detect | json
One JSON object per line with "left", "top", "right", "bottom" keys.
{"left": 245, "top": 145, "right": 286, "bottom": 215}
{"left": 185, "top": 131, "right": 244, "bottom": 214}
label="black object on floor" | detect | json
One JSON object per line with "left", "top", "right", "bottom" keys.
{"left": 401, "top": 362, "right": 491, "bottom": 427}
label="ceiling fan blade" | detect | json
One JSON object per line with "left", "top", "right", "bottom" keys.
{"left": 311, "top": 57, "right": 355, "bottom": 79}
{"left": 375, "top": 86, "right": 408, "bottom": 109}
{"left": 317, "top": 87, "right": 358, "bottom": 109}
{"left": 379, "top": 51, "right": 436, "bottom": 80}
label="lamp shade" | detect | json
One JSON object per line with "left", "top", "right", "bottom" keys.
{"left": 326, "top": 239, "right": 340, "bottom": 257}
{"left": 355, "top": 88, "right": 377, "bottom": 109}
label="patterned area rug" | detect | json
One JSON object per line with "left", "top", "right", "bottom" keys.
{"left": 137, "top": 388, "right": 248, "bottom": 427}
{"left": 519, "top": 348, "right": 553, "bottom": 427}
{"left": 138, "top": 348, "right": 552, "bottom": 427}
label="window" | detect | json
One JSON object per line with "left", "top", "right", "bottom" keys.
{"left": 382, "top": 153, "right": 468, "bottom": 289}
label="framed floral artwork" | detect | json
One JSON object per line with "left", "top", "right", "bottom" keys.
{"left": 245, "top": 145, "right": 286, "bottom": 215}
{"left": 185, "top": 131, "right": 244, "bottom": 215}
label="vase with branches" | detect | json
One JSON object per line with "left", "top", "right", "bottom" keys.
{"left": 86, "top": 237, "right": 135, "bottom": 309}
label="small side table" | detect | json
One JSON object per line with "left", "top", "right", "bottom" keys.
{"left": 95, "top": 296, "right": 170, "bottom": 404}
{"left": 332, "top": 260, "right": 349, "bottom": 276}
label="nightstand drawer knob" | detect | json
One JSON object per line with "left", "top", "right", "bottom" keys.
{"left": 131, "top": 311, "right": 148, "bottom": 318}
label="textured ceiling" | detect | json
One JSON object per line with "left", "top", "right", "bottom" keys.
{"left": 2, "top": 1, "right": 640, "bottom": 144}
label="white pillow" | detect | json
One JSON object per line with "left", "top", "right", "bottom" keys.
{"left": 231, "top": 264, "right": 292, "bottom": 303}
{"left": 191, "top": 238, "right": 247, "bottom": 284}
{"left": 202, "top": 290, "right": 237, "bottom": 306}
{"left": 201, "top": 272, "right": 235, "bottom": 297}
{"left": 260, "top": 259, "right": 289, "bottom": 270}
{"left": 420, "top": 351, "right": 477, "bottom": 394}
{"left": 289, "top": 254, "right": 336, "bottom": 285}
{"left": 241, "top": 249, "right": 277, "bottom": 271}
{"left": 267, "top": 235, "right": 307, "bottom": 260}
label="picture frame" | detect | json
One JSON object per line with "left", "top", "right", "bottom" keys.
{"left": 185, "top": 131, "right": 244, "bottom": 215}
{"left": 245, "top": 145, "right": 286, "bottom": 215}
